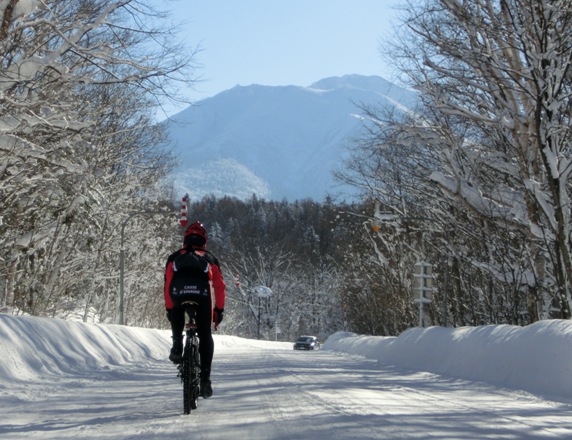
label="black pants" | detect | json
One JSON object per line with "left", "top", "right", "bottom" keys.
{"left": 170, "top": 299, "right": 214, "bottom": 378}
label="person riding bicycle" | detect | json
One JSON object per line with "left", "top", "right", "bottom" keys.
{"left": 164, "top": 221, "right": 226, "bottom": 398}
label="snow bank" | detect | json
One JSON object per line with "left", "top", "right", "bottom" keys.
{"left": 323, "top": 320, "right": 572, "bottom": 400}
{"left": 0, "top": 314, "right": 289, "bottom": 383}
{"left": 0, "top": 314, "right": 170, "bottom": 382}
{"left": 2, "top": 313, "right": 572, "bottom": 401}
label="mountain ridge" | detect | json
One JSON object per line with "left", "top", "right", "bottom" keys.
{"left": 165, "top": 74, "right": 417, "bottom": 201}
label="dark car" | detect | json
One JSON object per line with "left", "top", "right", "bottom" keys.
{"left": 293, "top": 335, "right": 320, "bottom": 350}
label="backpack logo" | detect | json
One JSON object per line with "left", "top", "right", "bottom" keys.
{"left": 169, "top": 274, "right": 209, "bottom": 306}
{"left": 171, "top": 283, "right": 206, "bottom": 296}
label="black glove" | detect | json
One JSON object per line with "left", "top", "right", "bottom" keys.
{"left": 213, "top": 307, "right": 224, "bottom": 328}
{"left": 174, "top": 252, "right": 208, "bottom": 273}
{"left": 166, "top": 309, "right": 173, "bottom": 323}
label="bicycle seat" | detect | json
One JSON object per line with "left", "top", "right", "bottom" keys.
{"left": 182, "top": 301, "right": 199, "bottom": 321}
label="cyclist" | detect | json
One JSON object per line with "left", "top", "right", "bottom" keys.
{"left": 164, "top": 221, "right": 226, "bottom": 398}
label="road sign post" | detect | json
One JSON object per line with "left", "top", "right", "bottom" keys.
{"left": 413, "top": 261, "right": 435, "bottom": 327}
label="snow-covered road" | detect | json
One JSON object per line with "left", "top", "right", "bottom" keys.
{"left": 3, "top": 335, "right": 572, "bottom": 440}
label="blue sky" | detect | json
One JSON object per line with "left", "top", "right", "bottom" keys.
{"left": 154, "top": 0, "right": 400, "bottom": 104}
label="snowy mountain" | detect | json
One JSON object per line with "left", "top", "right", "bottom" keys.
{"left": 165, "top": 74, "right": 418, "bottom": 201}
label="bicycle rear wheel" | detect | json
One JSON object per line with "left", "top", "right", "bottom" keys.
{"left": 183, "top": 339, "right": 200, "bottom": 414}
{"left": 189, "top": 337, "right": 200, "bottom": 409}
{"left": 182, "top": 348, "right": 194, "bottom": 414}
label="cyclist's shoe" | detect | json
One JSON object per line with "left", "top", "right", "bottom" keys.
{"left": 169, "top": 346, "right": 182, "bottom": 364}
{"left": 200, "top": 379, "right": 213, "bottom": 398}
{"left": 169, "top": 340, "right": 183, "bottom": 364}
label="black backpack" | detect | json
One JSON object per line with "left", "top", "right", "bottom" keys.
{"left": 168, "top": 253, "right": 211, "bottom": 307}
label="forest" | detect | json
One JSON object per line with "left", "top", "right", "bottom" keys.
{"left": 1, "top": 1, "right": 570, "bottom": 340}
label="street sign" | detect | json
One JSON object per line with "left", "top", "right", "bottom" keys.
{"left": 414, "top": 261, "right": 434, "bottom": 302}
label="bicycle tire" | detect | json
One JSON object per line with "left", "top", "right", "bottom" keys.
{"left": 182, "top": 342, "right": 193, "bottom": 414}
{"left": 180, "top": 304, "right": 201, "bottom": 415}
{"left": 190, "top": 336, "right": 200, "bottom": 409}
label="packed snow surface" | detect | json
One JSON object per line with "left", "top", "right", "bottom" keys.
{"left": 2, "top": 314, "right": 572, "bottom": 439}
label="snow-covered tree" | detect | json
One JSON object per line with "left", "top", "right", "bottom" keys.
{"left": 341, "top": 0, "right": 571, "bottom": 323}
{"left": 0, "top": 0, "right": 196, "bottom": 319}
{"left": 396, "top": 0, "right": 572, "bottom": 317}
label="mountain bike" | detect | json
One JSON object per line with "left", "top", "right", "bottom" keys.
{"left": 177, "top": 301, "right": 201, "bottom": 414}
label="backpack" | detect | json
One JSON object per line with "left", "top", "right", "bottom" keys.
{"left": 168, "top": 257, "right": 211, "bottom": 307}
